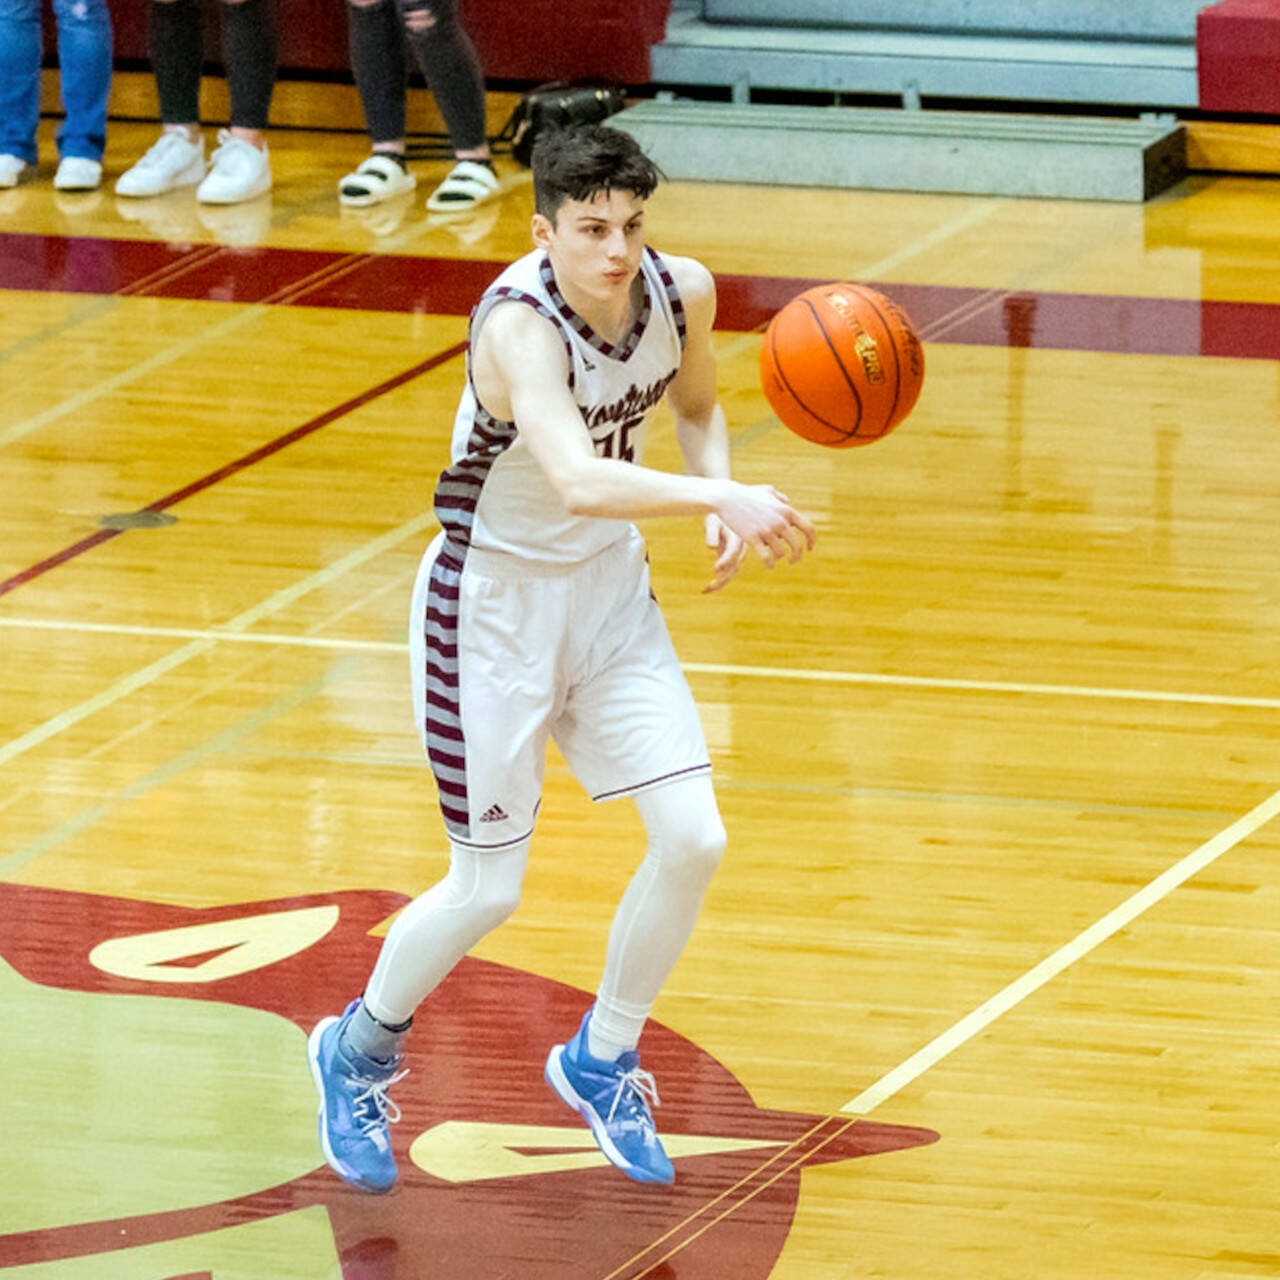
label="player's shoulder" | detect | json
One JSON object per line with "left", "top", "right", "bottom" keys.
{"left": 473, "top": 295, "right": 568, "bottom": 385}
{"left": 652, "top": 249, "right": 715, "bottom": 303}
{"left": 480, "top": 293, "right": 559, "bottom": 345}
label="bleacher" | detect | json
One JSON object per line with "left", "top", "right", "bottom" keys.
{"left": 606, "top": 0, "right": 1280, "bottom": 202}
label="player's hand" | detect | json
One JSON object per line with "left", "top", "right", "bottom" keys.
{"left": 716, "top": 483, "right": 817, "bottom": 571}
{"left": 703, "top": 513, "right": 748, "bottom": 593}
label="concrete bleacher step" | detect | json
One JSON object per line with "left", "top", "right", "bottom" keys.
{"left": 650, "top": 9, "right": 1198, "bottom": 109}
{"left": 611, "top": 100, "right": 1186, "bottom": 202}
{"left": 701, "top": 0, "right": 1207, "bottom": 43}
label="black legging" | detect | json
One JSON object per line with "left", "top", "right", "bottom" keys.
{"left": 149, "top": 0, "right": 277, "bottom": 131}
{"left": 346, "top": 0, "right": 487, "bottom": 152}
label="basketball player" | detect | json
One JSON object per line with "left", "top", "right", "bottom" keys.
{"left": 309, "top": 123, "right": 815, "bottom": 1193}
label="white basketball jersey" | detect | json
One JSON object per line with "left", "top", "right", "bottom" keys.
{"left": 433, "top": 246, "right": 688, "bottom": 564}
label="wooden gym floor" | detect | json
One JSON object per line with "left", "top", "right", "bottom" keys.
{"left": 1, "top": 107, "right": 1278, "bottom": 1279}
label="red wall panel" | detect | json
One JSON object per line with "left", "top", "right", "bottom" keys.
{"left": 77, "top": 0, "right": 670, "bottom": 85}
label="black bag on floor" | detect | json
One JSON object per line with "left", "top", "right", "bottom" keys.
{"left": 499, "top": 82, "right": 628, "bottom": 168}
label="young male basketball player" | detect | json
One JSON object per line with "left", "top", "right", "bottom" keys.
{"left": 309, "top": 123, "right": 815, "bottom": 1193}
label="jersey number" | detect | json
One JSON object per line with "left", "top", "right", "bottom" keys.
{"left": 594, "top": 416, "right": 642, "bottom": 463}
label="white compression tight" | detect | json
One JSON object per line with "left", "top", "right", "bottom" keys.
{"left": 590, "top": 775, "right": 726, "bottom": 1059}
{"left": 363, "top": 835, "right": 529, "bottom": 1026}
{"left": 362, "top": 775, "right": 726, "bottom": 1052}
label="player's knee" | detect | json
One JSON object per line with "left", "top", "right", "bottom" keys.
{"left": 471, "top": 878, "right": 521, "bottom": 933}
{"left": 440, "top": 845, "right": 525, "bottom": 937}
{"left": 668, "top": 816, "right": 726, "bottom": 890}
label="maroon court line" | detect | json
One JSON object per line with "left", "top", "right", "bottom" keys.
{"left": 10, "top": 230, "right": 1280, "bottom": 360}
{"left": 0, "top": 342, "right": 468, "bottom": 599}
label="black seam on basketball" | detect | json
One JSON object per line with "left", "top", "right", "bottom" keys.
{"left": 797, "top": 298, "right": 863, "bottom": 439}
{"left": 768, "top": 320, "right": 850, "bottom": 439}
{"left": 846, "top": 285, "right": 901, "bottom": 436}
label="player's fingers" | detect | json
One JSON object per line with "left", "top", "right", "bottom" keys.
{"left": 751, "top": 535, "right": 779, "bottom": 568}
{"left": 703, "top": 562, "right": 739, "bottom": 593}
{"left": 792, "top": 509, "right": 818, "bottom": 548}
{"left": 706, "top": 540, "right": 745, "bottom": 589}
{"left": 714, "top": 544, "right": 744, "bottom": 575}
{"left": 767, "top": 530, "right": 797, "bottom": 565}
{"left": 780, "top": 526, "right": 806, "bottom": 563}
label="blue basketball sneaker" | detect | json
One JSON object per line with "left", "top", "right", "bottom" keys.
{"left": 308, "top": 1000, "right": 407, "bottom": 1194}
{"left": 545, "top": 1011, "right": 675, "bottom": 1185}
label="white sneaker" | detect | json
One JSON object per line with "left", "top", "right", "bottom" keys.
{"left": 54, "top": 156, "right": 103, "bottom": 191}
{"left": 197, "top": 130, "right": 271, "bottom": 205}
{"left": 116, "top": 132, "right": 206, "bottom": 197}
{"left": 0, "top": 154, "right": 29, "bottom": 189}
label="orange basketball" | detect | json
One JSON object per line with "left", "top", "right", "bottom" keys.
{"left": 759, "top": 282, "right": 925, "bottom": 447}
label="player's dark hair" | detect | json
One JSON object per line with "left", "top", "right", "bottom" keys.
{"left": 531, "top": 124, "right": 663, "bottom": 222}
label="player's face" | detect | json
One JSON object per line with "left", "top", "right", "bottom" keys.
{"left": 533, "top": 189, "right": 647, "bottom": 305}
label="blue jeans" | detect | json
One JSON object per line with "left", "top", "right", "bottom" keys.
{"left": 0, "top": 0, "right": 112, "bottom": 163}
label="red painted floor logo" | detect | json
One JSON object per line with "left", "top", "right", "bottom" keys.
{"left": 0, "top": 884, "right": 938, "bottom": 1278}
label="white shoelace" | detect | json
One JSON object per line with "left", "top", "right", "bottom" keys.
{"left": 606, "top": 1063, "right": 660, "bottom": 1125}
{"left": 353, "top": 1067, "right": 409, "bottom": 1136}
{"left": 208, "top": 132, "right": 258, "bottom": 177}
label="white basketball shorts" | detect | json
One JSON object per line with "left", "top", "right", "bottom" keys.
{"left": 409, "top": 527, "right": 711, "bottom": 849}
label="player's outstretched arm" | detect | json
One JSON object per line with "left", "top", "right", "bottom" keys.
{"left": 665, "top": 256, "right": 816, "bottom": 591}
{"left": 474, "top": 300, "right": 815, "bottom": 572}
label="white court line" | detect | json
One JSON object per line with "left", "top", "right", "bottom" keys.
{"left": 0, "top": 514, "right": 432, "bottom": 768}
{"left": 0, "top": 617, "right": 403, "bottom": 652}
{"left": 0, "top": 655, "right": 367, "bottom": 876}
{"left": 853, "top": 201, "right": 1004, "bottom": 283}
{"left": 841, "top": 786, "right": 1280, "bottom": 1115}
{"left": 682, "top": 662, "right": 1280, "bottom": 712}
{"left": 0, "top": 306, "right": 269, "bottom": 449}
{"left": 3, "top": 616, "right": 1279, "bottom": 714}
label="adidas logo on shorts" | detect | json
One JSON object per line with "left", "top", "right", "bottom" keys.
{"left": 479, "top": 804, "right": 510, "bottom": 823}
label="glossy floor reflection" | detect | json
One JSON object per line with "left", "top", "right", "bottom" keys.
{"left": 2, "top": 116, "right": 1278, "bottom": 1279}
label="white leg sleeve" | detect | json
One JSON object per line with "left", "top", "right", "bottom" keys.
{"left": 591, "top": 775, "right": 726, "bottom": 1059}
{"left": 363, "top": 838, "right": 530, "bottom": 1026}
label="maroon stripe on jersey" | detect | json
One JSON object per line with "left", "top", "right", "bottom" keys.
{"left": 434, "top": 493, "right": 477, "bottom": 514}
{"left": 540, "top": 254, "right": 616, "bottom": 358}
{"left": 438, "top": 801, "right": 471, "bottom": 826}
{"left": 432, "top": 772, "right": 468, "bottom": 799}
{"left": 423, "top": 549, "right": 470, "bottom": 841}
{"left": 433, "top": 419, "right": 517, "bottom": 554}
{"left": 538, "top": 253, "right": 653, "bottom": 364}
{"left": 648, "top": 247, "right": 687, "bottom": 350}
{"left": 424, "top": 660, "right": 455, "bottom": 691}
